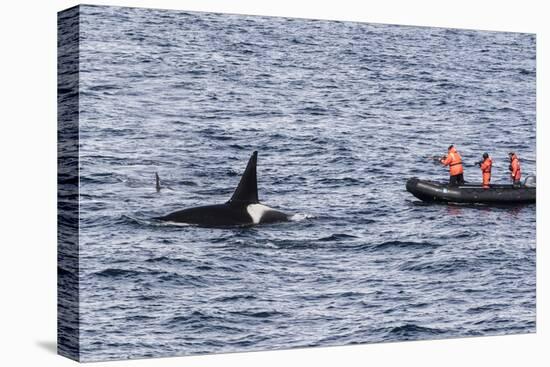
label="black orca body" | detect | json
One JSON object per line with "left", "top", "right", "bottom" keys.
{"left": 156, "top": 151, "right": 289, "bottom": 227}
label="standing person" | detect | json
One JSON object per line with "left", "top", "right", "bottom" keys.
{"left": 441, "top": 145, "right": 464, "bottom": 186}
{"left": 478, "top": 152, "right": 492, "bottom": 188}
{"left": 509, "top": 152, "right": 521, "bottom": 187}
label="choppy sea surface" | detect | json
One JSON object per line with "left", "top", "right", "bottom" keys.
{"left": 71, "top": 5, "right": 536, "bottom": 361}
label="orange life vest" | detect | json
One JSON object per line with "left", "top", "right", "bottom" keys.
{"left": 442, "top": 147, "right": 463, "bottom": 176}
{"left": 510, "top": 155, "right": 521, "bottom": 181}
{"left": 480, "top": 157, "right": 492, "bottom": 187}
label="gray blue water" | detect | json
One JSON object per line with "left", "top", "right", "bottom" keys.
{"left": 67, "top": 5, "right": 535, "bottom": 361}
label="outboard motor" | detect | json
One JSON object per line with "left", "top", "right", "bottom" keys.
{"left": 524, "top": 175, "right": 536, "bottom": 188}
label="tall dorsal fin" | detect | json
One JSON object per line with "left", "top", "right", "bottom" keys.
{"left": 229, "top": 151, "right": 259, "bottom": 203}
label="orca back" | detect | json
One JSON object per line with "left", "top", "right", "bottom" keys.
{"left": 158, "top": 203, "right": 253, "bottom": 227}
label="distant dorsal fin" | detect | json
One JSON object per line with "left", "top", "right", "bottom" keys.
{"left": 229, "top": 151, "right": 259, "bottom": 203}
{"left": 155, "top": 172, "right": 161, "bottom": 192}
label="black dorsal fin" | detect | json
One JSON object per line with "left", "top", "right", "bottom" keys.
{"left": 229, "top": 151, "right": 259, "bottom": 203}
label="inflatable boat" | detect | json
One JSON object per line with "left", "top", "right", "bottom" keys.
{"left": 406, "top": 177, "right": 536, "bottom": 205}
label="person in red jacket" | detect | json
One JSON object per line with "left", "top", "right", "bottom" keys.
{"left": 478, "top": 152, "right": 492, "bottom": 188}
{"left": 441, "top": 145, "right": 464, "bottom": 186}
{"left": 509, "top": 152, "right": 521, "bottom": 187}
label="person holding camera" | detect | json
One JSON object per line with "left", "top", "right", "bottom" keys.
{"left": 440, "top": 145, "right": 464, "bottom": 186}
{"left": 477, "top": 152, "right": 492, "bottom": 188}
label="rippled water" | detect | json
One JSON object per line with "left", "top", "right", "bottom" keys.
{"left": 69, "top": 5, "right": 536, "bottom": 361}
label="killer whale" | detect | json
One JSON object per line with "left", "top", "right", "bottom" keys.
{"left": 155, "top": 151, "right": 289, "bottom": 227}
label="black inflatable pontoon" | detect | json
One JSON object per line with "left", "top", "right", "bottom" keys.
{"left": 406, "top": 177, "right": 536, "bottom": 204}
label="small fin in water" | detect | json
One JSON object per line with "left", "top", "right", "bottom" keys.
{"left": 155, "top": 172, "right": 161, "bottom": 192}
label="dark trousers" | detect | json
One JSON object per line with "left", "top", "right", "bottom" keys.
{"left": 449, "top": 173, "right": 464, "bottom": 186}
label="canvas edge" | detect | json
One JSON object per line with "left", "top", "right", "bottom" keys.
{"left": 57, "top": 5, "right": 81, "bottom": 362}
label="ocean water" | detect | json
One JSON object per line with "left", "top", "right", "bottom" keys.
{"left": 69, "top": 5, "right": 535, "bottom": 361}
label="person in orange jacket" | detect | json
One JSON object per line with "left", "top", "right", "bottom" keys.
{"left": 478, "top": 152, "right": 492, "bottom": 188}
{"left": 508, "top": 152, "right": 521, "bottom": 187}
{"left": 441, "top": 145, "right": 464, "bottom": 186}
